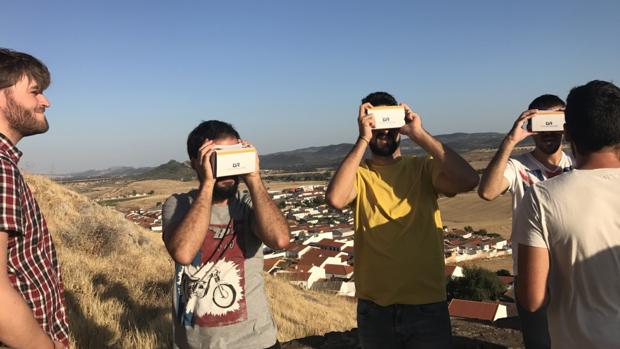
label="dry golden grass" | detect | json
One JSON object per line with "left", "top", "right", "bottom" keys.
{"left": 454, "top": 255, "right": 514, "bottom": 272}
{"left": 27, "top": 175, "right": 356, "bottom": 348}
{"left": 265, "top": 276, "right": 356, "bottom": 342}
{"left": 439, "top": 191, "right": 513, "bottom": 238}
{"left": 28, "top": 175, "right": 174, "bottom": 348}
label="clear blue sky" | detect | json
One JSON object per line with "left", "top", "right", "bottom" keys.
{"left": 2, "top": 0, "right": 619, "bottom": 173}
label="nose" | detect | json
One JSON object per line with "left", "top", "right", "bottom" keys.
{"left": 38, "top": 94, "right": 51, "bottom": 108}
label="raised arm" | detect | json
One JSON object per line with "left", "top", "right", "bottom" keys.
{"left": 479, "top": 110, "right": 537, "bottom": 200}
{"left": 400, "top": 104, "right": 479, "bottom": 195}
{"left": 243, "top": 144, "right": 290, "bottom": 250}
{"left": 326, "top": 102, "right": 374, "bottom": 209}
{"left": 0, "top": 232, "right": 61, "bottom": 349}
{"left": 163, "top": 140, "right": 216, "bottom": 265}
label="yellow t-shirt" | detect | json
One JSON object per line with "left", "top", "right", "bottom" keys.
{"left": 354, "top": 156, "right": 446, "bottom": 306}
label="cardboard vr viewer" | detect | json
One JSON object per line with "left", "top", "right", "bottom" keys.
{"left": 528, "top": 111, "right": 565, "bottom": 132}
{"left": 367, "top": 106, "right": 406, "bottom": 129}
{"left": 211, "top": 144, "right": 257, "bottom": 177}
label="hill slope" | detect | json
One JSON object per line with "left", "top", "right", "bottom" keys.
{"left": 27, "top": 175, "right": 355, "bottom": 348}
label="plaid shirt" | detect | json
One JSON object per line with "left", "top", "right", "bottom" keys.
{"left": 0, "top": 133, "right": 69, "bottom": 347}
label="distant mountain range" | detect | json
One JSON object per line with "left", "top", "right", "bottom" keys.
{"left": 58, "top": 160, "right": 196, "bottom": 181}
{"left": 59, "top": 132, "right": 527, "bottom": 180}
{"left": 260, "top": 132, "right": 516, "bottom": 170}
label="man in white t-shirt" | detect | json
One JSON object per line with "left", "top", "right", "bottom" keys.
{"left": 478, "top": 94, "right": 573, "bottom": 349}
{"left": 515, "top": 80, "right": 620, "bottom": 348}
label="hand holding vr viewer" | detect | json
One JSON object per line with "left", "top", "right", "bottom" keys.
{"left": 527, "top": 110, "right": 565, "bottom": 132}
{"left": 211, "top": 143, "right": 257, "bottom": 177}
{"left": 366, "top": 105, "right": 407, "bottom": 129}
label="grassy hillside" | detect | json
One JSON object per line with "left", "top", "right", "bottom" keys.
{"left": 27, "top": 175, "right": 355, "bottom": 348}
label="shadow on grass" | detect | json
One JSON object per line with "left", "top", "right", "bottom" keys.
{"left": 66, "top": 273, "right": 171, "bottom": 348}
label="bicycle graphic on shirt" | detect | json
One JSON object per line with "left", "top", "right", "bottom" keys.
{"left": 182, "top": 269, "right": 237, "bottom": 309}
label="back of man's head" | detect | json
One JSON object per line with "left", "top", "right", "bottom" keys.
{"left": 528, "top": 94, "right": 565, "bottom": 110}
{"left": 362, "top": 92, "right": 398, "bottom": 106}
{"left": 0, "top": 48, "right": 50, "bottom": 91}
{"left": 565, "top": 80, "right": 620, "bottom": 154}
{"left": 187, "top": 120, "right": 240, "bottom": 160}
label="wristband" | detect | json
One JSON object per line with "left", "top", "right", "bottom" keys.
{"left": 358, "top": 136, "right": 370, "bottom": 144}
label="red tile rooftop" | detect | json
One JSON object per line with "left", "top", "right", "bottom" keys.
{"left": 448, "top": 299, "right": 502, "bottom": 322}
{"left": 342, "top": 246, "right": 354, "bottom": 254}
{"left": 286, "top": 242, "right": 307, "bottom": 253}
{"left": 445, "top": 265, "right": 457, "bottom": 277}
{"left": 263, "top": 258, "right": 280, "bottom": 272}
{"left": 324, "top": 264, "right": 353, "bottom": 276}
{"left": 498, "top": 276, "right": 515, "bottom": 286}
{"left": 316, "top": 239, "right": 345, "bottom": 248}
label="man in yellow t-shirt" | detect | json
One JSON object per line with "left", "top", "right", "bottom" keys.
{"left": 327, "top": 92, "right": 479, "bottom": 348}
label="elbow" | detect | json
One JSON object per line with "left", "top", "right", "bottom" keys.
{"left": 477, "top": 188, "right": 497, "bottom": 201}
{"left": 517, "top": 292, "right": 545, "bottom": 313}
{"left": 269, "top": 233, "right": 290, "bottom": 250}
{"left": 275, "top": 237, "right": 290, "bottom": 250}
{"left": 326, "top": 194, "right": 346, "bottom": 210}
{"left": 168, "top": 247, "right": 194, "bottom": 266}
{"left": 516, "top": 278, "right": 546, "bottom": 312}
{"left": 272, "top": 226, "right": 291, "bottom": 250}
{"left": 174, "top": 254, "right": 194, "bottom": 266}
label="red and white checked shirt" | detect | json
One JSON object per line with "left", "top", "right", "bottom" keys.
{"left": 0, "top": 133, "right": 69, "bottom": 347}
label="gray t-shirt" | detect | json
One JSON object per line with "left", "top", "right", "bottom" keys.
{"left": 162, "top": 190, "right": 277, "bottom": 349}
{"left": 514, "top": 169, "right": 620, "bottom": 348}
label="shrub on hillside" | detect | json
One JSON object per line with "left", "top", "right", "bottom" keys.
{"left": 447, "top": 266, "right": 507, "bottom": 301}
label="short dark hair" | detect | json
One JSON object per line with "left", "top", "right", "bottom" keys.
{"left": 362, "top": 92, "right": 398, "bottom": 106}
{"left": 565, "top": 80, "right": 620, "bottom": 154}
{"left": 187, "top": 120, "right": 240, "bottom": 159}
{"left": 0, "top": 48, "right": 50, "bottom": 91}
{"left": 528, "top": 94, "right": 565, "bottom": 110}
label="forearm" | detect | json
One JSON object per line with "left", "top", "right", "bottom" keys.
{"left": 164, "top": 182, "right": 214, "bottom": 265}
{"left": 413, "top": 129, "right": 479, "bottom": 191}
{"left": 0, "top": 283, "right": 54, "bottom": 349}
{"left": 478, "top": 136, "right": 516, "bottom": 200}
{"left": 326, "top": 138, "right": 366, "bottom": 209}
{"left": 246, "top": 176, "right": 290, "bottom": 249}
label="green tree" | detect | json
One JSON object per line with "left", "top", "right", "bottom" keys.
{"left": 496, "top": 269, "right": 512, "bottom": 276}
{"left": 447, "top": 266, "right": 507, "bottom": 301}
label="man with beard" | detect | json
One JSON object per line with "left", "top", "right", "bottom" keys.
{"left": 326, "top": 92, "right": 479, "bottom": 348}
{"left": 478, "top": 94, "right": 573, "bottom": 349}
{"left": 0, "top": 49, "right": 69, "bottom": 348}
{"left": 162, "top": 120, "right": 290, "bottom": 349}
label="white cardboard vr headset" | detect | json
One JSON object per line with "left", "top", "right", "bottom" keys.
{"left": 367, "top": 106, "right": 406, "bottom": 129}
{"left": 211, "top": 144, "right": 257, "bottom": 177}
{"left": 528, "top": 111, "right": 565, "bottom": 132}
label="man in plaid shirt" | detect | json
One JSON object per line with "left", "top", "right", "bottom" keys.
{"left": 0, "top": 48, "right": 69, "bottom": 348}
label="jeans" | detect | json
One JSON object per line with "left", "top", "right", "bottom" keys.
{"left": 357, "top": 298, "right": 452, "bottom": 349}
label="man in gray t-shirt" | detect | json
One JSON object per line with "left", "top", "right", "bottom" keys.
{"left": 162, "top": 120, "right": 290, "bottom": 349}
